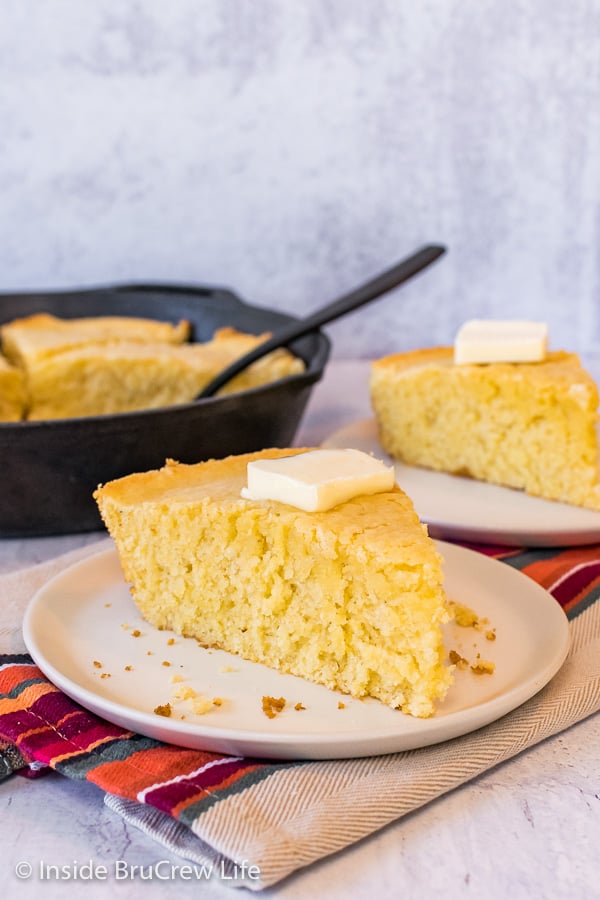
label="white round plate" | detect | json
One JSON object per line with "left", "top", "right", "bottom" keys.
{"left": 22, "top": 545, "right": 569, "bottom": 760}
{"left": 323, "top": 418, "right": 600, "bottom": 547}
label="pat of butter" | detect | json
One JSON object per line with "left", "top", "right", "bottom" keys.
{"left": 454, "top": 320, "right": 548, "bottom": 365}
{"left": 241, "top": 449, "right": 395, "bottom": 512}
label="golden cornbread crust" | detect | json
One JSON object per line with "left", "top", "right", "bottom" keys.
{"left": 94, "top": 449, "right": 453, "bottom": 718}
{"left": 1, "top": 312, "right": 191, "bottom": 366}
{"left": 370, "top": 346, "right": 600, "bottom": 510}
{"left": 0, "top": 314, "right": 303, "bottom": 420}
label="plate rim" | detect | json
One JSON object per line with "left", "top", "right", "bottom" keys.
{"left": 22, "top": 543, "right": 570, "bottom": 760}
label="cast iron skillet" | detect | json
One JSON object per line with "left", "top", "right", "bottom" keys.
{"left": 0, "top": 284, "right": 330, "bottom": 537}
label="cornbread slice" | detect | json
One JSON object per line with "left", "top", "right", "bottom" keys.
{"left": 0, "top": 356, "right": 26, "bottom": 421}
{"left": 94, "top": 449, "right": 453, "bottom": 718}
{"left": 24, "top": 327, "right": 304, "bottom": 420}
{"left": 1, "top": 312, "right": 190, "bottom": 366}
{"left": 370, "top": 346, "right": 600, "bottom": 510}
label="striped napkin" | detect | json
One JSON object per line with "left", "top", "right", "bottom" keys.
{"left": 1, "top": 539, "right": 599, "bottom": 890}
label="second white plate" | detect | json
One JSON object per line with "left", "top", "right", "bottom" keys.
{"left": 23, "top": 543, "right": 569, "bottom": 760}
{"left": 323, "top": 418, "right": 600, "bottom": 547}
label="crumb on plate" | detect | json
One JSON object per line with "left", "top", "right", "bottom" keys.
{"left": 471, "top": 659, "right": 496, "bottom": 675}
{"left": 262, "top": 696, "right": 286, "bottom": 719}
{"left": 448, "top": 649, "right": 469, "bottom": 670}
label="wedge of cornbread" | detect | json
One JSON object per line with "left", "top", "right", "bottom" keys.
{"left": 0, "top": 356, "right": 26, "bottom": 421}
{"left": 94, "top": 448, "right": 453, "bottom": 718}
{"left": 370, "top": 346, "right": 600, "bottom": 510}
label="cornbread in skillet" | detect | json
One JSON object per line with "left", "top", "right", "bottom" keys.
{"left": 370, "top": 346, "right": 600, "bottom": 510}
{"left": 17, "top": 326, "right": 303, "bottom": 420}
{"left": 1, "top": 312, "right": 190, "bottom": 366}
{"left": 94, "top": 448, "right": 453, "bottom": 718}
{"left": 0, "top": 356, "right": 26, "bottom": 421}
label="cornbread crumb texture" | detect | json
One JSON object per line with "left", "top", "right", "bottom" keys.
{"left": 262, "top": 696, "right": 286, "bottom": 719}
{"left": 470, "top": 659, "right": 496, "bottom": 675}
{"left": 95, "top": 448, "right": 453, "bottom": 719}
{"left": 370, "top": 346, "right": 600, "bottom": 510}
{"left": 0, "top": 314, "right": 304, "bottom": 420}
{"left": 448, "top": 649, "right": 495, "bottom": 675}
{"left": 447, "top": 599, "right": 497, "bottom": 675}
{"left": 0, "top": 355, "right": 27, "bottom": 421}
{"left": 448, "top": 599, "right": 494, "bottom": 637}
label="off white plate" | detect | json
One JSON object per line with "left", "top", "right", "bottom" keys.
{"left": 22, "top": 544, "right": 569, "bottom": 760}
{"left": 323, "top": 418, "right": 600, "bottom": 547}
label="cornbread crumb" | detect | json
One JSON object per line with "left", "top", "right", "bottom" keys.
{"left": 449, "top": 601, "right": 496, "bottom": 644}
{"left": 294, "top": 702, "right": 306, "bottom": 711}
{"left": 262, "top": 696, "right": 286, "bottom": 719}
{"left": 100, "top": 673, "right": 111, "bottom": 679}
{"left": 448, "top": 649, "right": 469, "bottom": 670}
{"left": 131, "top": 629, "right": 141, "bottom": 637}
{"left": 449, "top": 648, "right": 495, "bottom": 675}
{"left": 124, "top": 665, "right": 133, "bottom": 672}
{"left": 449, "top": 601, "right": 480, "bottom": 628}
{"left": 191, "top": 695, "right": 216, "bottom": 715}
{"left": 338, "top": 701, "right": 346, "bottom": 710}
{"left": 161, "top": 660, "right": 171, "bottom": 667}
{"left": 470, "top": 660, "right": 496, "bottom": 675}
{"left": 170, "top": 682, "right": 223, "bottom": 714}
{"left": 167, "top": 638, "right": 175, "bottom": 646}
{"left": 172, "top": 685, "right": 196, "bottom": 701}
{"left": 218, "top": 665, "right": 237, "bottom": 673}
{"left": 121, "top": 624, "right": 130, "bottom": 630}
{"left": 153, "top": 703, "right": 172, "bottom": 717}
{"left": 93, "top": 660, "right": 102, "bottom": 669}
{"left": 170, "top": 674, "right": 183, "bottom": 683}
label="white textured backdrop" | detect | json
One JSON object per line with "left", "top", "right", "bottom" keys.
{"left": 1, "top": 1, "right": 599, "bottom": 358}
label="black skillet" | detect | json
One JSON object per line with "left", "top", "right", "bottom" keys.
{"left": 0, "top": 245, "right": 444, "bottom": 536}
